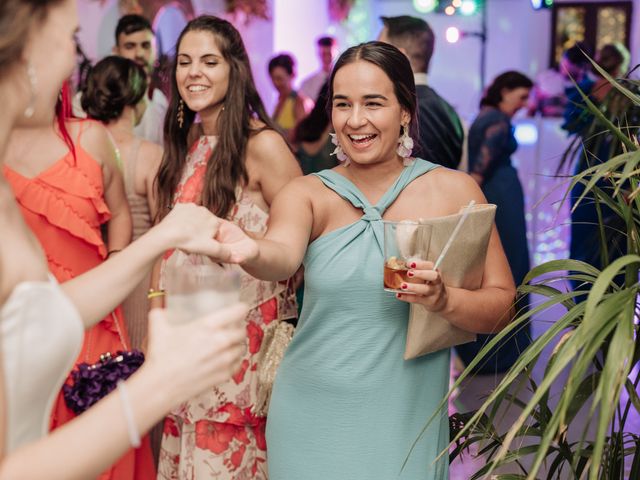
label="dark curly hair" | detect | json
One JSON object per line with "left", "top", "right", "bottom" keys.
{"left": 81, "top": 56, "right": 147, "bottom": 122}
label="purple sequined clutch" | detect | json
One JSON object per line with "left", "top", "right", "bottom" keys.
{"left": 62, "top": 350, "right": 145, "bottom": 415}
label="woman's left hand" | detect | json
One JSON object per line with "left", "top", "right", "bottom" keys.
{"left": 395, "top": 260, "right": 448, "bottom": 312}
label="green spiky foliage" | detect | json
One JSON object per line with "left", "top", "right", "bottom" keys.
{"left": 412, "top": 61, "right": 640, "bottom": 480}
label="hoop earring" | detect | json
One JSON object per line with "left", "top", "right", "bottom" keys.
{"left": 397, "top": 124, "right": 415, "bottom": 166}
{"left": 177, "top": 99, "right": 184, "bottom": 128}
{"left": 329, "top": 133, "right": 350, "bottom": 166}
{"left": 24, "top": 62, "right": 38, "bottom": 119}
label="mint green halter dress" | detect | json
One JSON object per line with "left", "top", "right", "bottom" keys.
{"left": 266, "top": 159, "right": 450, "bottom": 479}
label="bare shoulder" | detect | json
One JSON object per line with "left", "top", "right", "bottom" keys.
{"left": 247, "top": 127, "right": 288, "bottom": 155}
{"left": 417, "top": 166, "right": 487, "bottom": 214}
{"left": 247, "top": 127, "right": 298, "bottom": 171}
{"left": 281, "top": 173, "right": 318, "bottom": 193}
{"left": 75, "top": 119, "right": 110, "bottom": 144}
{"left": 275, "top": 173, "right": 322, "bottom": 202}
{"left": 72, "top": 119, "right": 113, "bottom": 165}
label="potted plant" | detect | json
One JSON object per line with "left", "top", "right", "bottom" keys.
{"left": 428, "top": 61, "right": 640, "bottom": 479}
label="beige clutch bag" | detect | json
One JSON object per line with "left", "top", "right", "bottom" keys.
{"left": 404, "top": 204, "right": 497, "bottom": 360}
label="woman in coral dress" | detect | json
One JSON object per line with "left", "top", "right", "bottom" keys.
{"left": 4, "top": 105, "right": 156, "bottom": 480}
{"left": 153, "top": 16, "right": 301, "bottom": 479}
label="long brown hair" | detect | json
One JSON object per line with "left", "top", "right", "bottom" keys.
{"left": 0, "top": 0, "right": 61, "bottom": 76}
{"left": 155, "top": 15, "right": 278, "bottom": 220}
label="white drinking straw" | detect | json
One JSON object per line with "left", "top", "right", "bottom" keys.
{"left": 433, "top": 200, "right": 476, "bottom": 271}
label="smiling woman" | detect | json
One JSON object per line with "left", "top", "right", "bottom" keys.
{"left": 331, "top": 60, "right": 411, "bottom": 167}
{"left": 0, "top": 2, "right": 247, "bottom": 480}
{"left": 459, "top": 70, "right": 534, "bottom": 374}
{"left": 204, "top": 41, "right": 516, "bottom": 479}
{"left": 152, "top": 15, "right": 301, "bottom": 480}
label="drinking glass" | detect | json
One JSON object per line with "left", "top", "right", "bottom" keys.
{"left": 165, "top": 260, "right": 241, "bottom": 324}
{"left": 383, "top": 221, "right": 432, "bottom": 293}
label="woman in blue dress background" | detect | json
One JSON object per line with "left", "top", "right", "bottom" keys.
{"left": 457, "top": 71, "right": 533, "bottom": 375}
{"left": 211, "top": 42, "right": 516, "bottom": 479}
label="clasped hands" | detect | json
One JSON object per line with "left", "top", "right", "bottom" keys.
{"left": 158, "top": 204, "right": 259, "bottom": 264}
{"left": 173, "top": 207, "right": 449, "bottom": 313}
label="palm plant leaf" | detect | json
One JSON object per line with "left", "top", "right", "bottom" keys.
{"left": 418, "top": 67, "right": 640, "bottom": 479}
{"left": 587, "top": 56, "right": 640, "bottom": 107}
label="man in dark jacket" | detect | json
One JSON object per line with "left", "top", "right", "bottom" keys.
{"left": 379, "top": 15, "right": 464, "bottom": 170}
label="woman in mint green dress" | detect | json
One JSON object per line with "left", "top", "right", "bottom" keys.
{"left": 213, "top": 42, "right": 516, "bottom": 479}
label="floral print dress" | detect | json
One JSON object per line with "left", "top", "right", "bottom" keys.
{"left": 157, "top": 136, "right": 297, "bottom": 480}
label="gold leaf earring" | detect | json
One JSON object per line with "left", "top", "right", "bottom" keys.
{"left": 177, "top": 99, "right": 184, "bottom": 128}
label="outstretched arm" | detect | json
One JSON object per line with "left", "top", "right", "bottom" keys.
{"left": 62, "top": 203, "right": 232, "bottom": 328}
{"left": 0, "top": 304, "right": 247, "bottom": 480}
{"left": 219, "top": 176, "right": 314, "bottom": 281}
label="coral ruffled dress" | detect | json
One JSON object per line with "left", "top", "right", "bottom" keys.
{"left": 3, "top": 124, "right": 156, "bottom": 480}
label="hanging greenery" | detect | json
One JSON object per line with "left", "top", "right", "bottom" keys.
{"left": 328, "top": 0, "right": 356, "bottom": 22}
{"left": 225, "top": 0, "right": 269, "bottom": 22}
{"left": 413, "top": 60, "right": 640, "bottom": 479}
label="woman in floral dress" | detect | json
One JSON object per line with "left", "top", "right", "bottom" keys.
{"left": 152, "top": 16, "right": 301, "bottom": 479}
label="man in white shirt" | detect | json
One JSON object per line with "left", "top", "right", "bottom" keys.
{"left": 111, "top": 14, "right": 167, "bottom": 145}
{"left": 299, "top": 36, "right": 337, "bottom": 104}
{"left": 74, "top": 14, "right": 167, "bottom": 145}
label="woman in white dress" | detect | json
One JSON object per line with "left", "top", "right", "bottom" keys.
{"left": 0, "top": 0, "right": 247, "bottom": 477}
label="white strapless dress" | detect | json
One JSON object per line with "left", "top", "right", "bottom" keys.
{"left": 1, "top": 276, "right": 83, "bottom": 452}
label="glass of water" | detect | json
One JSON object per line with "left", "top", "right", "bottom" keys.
{"left": 165, "top": 259, "right": 241, "bottom": 324}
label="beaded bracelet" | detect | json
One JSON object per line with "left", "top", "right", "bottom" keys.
{"left": 147, "top": 288, "right": 166, "bottom": 300}
{"left": 116, "top": 381, "right": 141, "bottom": 448}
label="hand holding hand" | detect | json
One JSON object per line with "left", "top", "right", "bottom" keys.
{"left": 395, "top": 260, "right": 448, "bottom": 312}
{"left": 215, "top": 219, "right": 260, "bottom": 265}
{"left": 154, "top": 203, "right": 232, "bottom": 261}
{"left": 144, "top": 303, "right": 248, "bottom": 405}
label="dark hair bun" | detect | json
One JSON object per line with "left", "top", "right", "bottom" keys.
{"left": 82, "top": 56, "right": 147, "bottom": 122}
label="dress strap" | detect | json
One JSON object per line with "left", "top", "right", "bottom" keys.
{"left": 312, "top": 159, "right": 439, "bottom": 222}
{"left": 102, "top": 128, "right": 124, "bottom": 173}
{"left": 313, "top": 169, "right": 372, "bottom": 210}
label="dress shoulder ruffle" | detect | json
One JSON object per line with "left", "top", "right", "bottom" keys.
{"left": 4, "top": 148, "right": 111, "bottom": 258}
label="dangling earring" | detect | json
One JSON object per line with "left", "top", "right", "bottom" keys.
{"left": 177, "top": 99, "right": 185, "bottom": 128}
{"left": 329, "top": 132, "right": 350, "bottom": 166}
{"left": 24, "top": 62, "right": 38, "bottom": 119}
{"left": 397, "top": 124, "right": 415, "bottom": 166}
